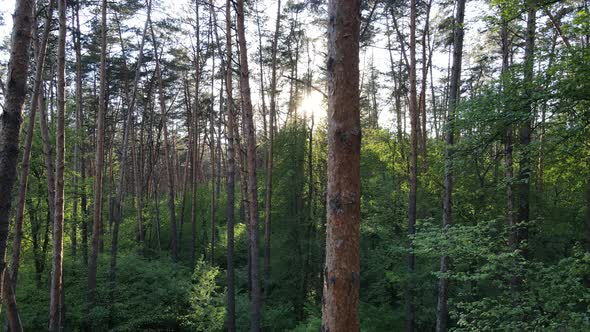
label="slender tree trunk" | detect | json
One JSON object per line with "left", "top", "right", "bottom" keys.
{"left": 87, "top": 0, "right": 108, "bottom": 328}
{"left": 321, "top": 1, "right": 361, "bottom": 331}
{"left": 190, "top": 0, "right": 200, "bottom": 268}
{"left": 70, "top": 0, "right": 79, "bottom": 259}
{"left": 0, "top": 0, "right": 34, "bottom": 316}
{"left": 255, "top": 2, "right": 268, "bottom": 146}
{"left": 40, "top": 80, "right": 56, "bottom": 232}
{"left": 110, "top": 0, "right": 150, "bottom": 301}
{"left": 150, "top": 19, "right": 179, "bottom": 261}
{"left": 206, "top": 3, "right": 217, "bottom": 264}
{"left": 225, "top": 1, "right": 236, "bottom": 328}
{"left": 264, "top": 0, "right": 281, "bottom": 296}
{"left": 516, "top": 0, "right": 536, "bottom": 260}
{"left": 209, "top": 107, "right": 216, "bottom": 264}
{"left": 235, "top": 108, "right": 251, "bottom": 296}
{"left": 499, "top": 5, "right": 518, "bottom": 293}
{"left": 406, "top": 0, "right": 419, "bottom": 330}
{"left": 49, "top": 0, "right": 66, "bottom": 329}
{"left": 436, "top": 0, "right": 466, "bottom": 330}
{"left": 78, "top": 23, "right": 88, "bottom": 264}
{"left": 81, "top": 125, "right": 89, "bottom": 266}
{"left": 419, "top": 0, "right": 432, "bottom": 170}
{"left": 236, "top": 0, "right": 262, "bottom": 328}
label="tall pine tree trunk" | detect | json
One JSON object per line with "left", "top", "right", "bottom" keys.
{"left": 110, "top": 0, "right": 150, "bottom": 298}
{"left": 150, "top": 19, "right": 179, "bottom": 261}
{"left": 225, "top": 1, "right": 236, "bottom": 328}
{"left": 264, "top": 0, "right": 281, "bottom": 294}
{"left": 321, "top": 0, "right": 361, "bottom": 330}
{"left": 406, "top": 0, "right": 419, "bottom": 330}
{"left": 49, "top": 0, "right": 66, "bottom": 329}
{"left": 87, "top": 0, "right": 108, "bottom": 328}
{"left": 4, "top": 2, "right": 54, "bottom": 328}
{"left": 236, "top": 0, "right": 261, "bottom": 328}
{"left": 0, "top": 0, "right": 34, "bottom": 317}
{"left": 190, "top": 0, "right": 200, "bottom": 268}
{"left": 516, "top": 0, "right": 536, "bottom": 259}
{"left": 72, "top": 0, "right": 83, "bottom": 261}
{"left": 436, "top": 0, "right": 466, "bottom": 330}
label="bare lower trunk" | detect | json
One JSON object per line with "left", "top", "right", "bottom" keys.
{"left": 72, "top": 0, "right": 83, "bottom": 260}
{"left": 49, "top": 0, "right": 66, "bottom": 329}
{"left": 86, "top": 0, "right": 108, "bottom": 328}
{"left": 110, "top": 0, "right": 150, "bottom": 304}
{"left": 436, "top": 0, "right": 466, "bottom": 330}
{"left": 190, "top": 0, "right": 200, "bottom": 268}
{"left": 406, "top": 0, "right": 419, "bottom": 331}
{"left": 264, "top": 0, "right": 281, "bottom": 295}
{"left": 236, "top": 0, "right": 261, "bottom": 328}
{"left": 150, "top": 19, "right": 178, "bottom": 261}
{"left": 225, "top": 2, "right": 236, "bottom": 328}
{"left": 235, "top": 110, "right": 251, "bottom": 295}
{"left": 516, "top": 0, "right": 536, "bottom": 260}
{"left": 321, "top": 1, "right": 361, "bottom": 331}
{"left": 131, "top": 123, "right": 144, "bottom": 247}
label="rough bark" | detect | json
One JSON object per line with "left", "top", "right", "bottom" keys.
{"left": 0, "top": 0, "right": 36, "bottom": 331}
{"left": 321, "top": 0, "right": 361, "bottom": 331}
{"left": 236, "top": 0, "right": 261, "bottom": 328}
{"left": 436, "top": 0, "right": 466, "bottom": 330}
{"left": 0, "top": 0, "right": 34, "bottom": 317}
{"left": 9, "top": 0, "right": 54, "bottom": 284}
{"left": 3, "top": 3, "right": 53, "bottom": 329}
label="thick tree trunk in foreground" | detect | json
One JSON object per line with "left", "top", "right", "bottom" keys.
{"left": 321, "top": 0, "right": 361, "bottom": 331}
{"left": 9, "top": 0, "right": 54, "bottom": 286}
{"left": 49, "top": 0, "right": 66, "bottom": 330}
{"left": 0, "top": 0, "right": 34, "bottom": 321}
{"left": 436, "top": 0, "right": 466, "bottom": 330}
{"left": 236, "top": 0, "right": 261, "bottom": 329}
{"left": 4, "top": 2, "right": 54, "bottom": 329}
{"left": 87, "top": 0, "right": 108, "bottom": 328}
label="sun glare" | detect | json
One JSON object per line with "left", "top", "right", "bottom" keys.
{"left": 297, "top": 90, "right": 327, "bottom": 121}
